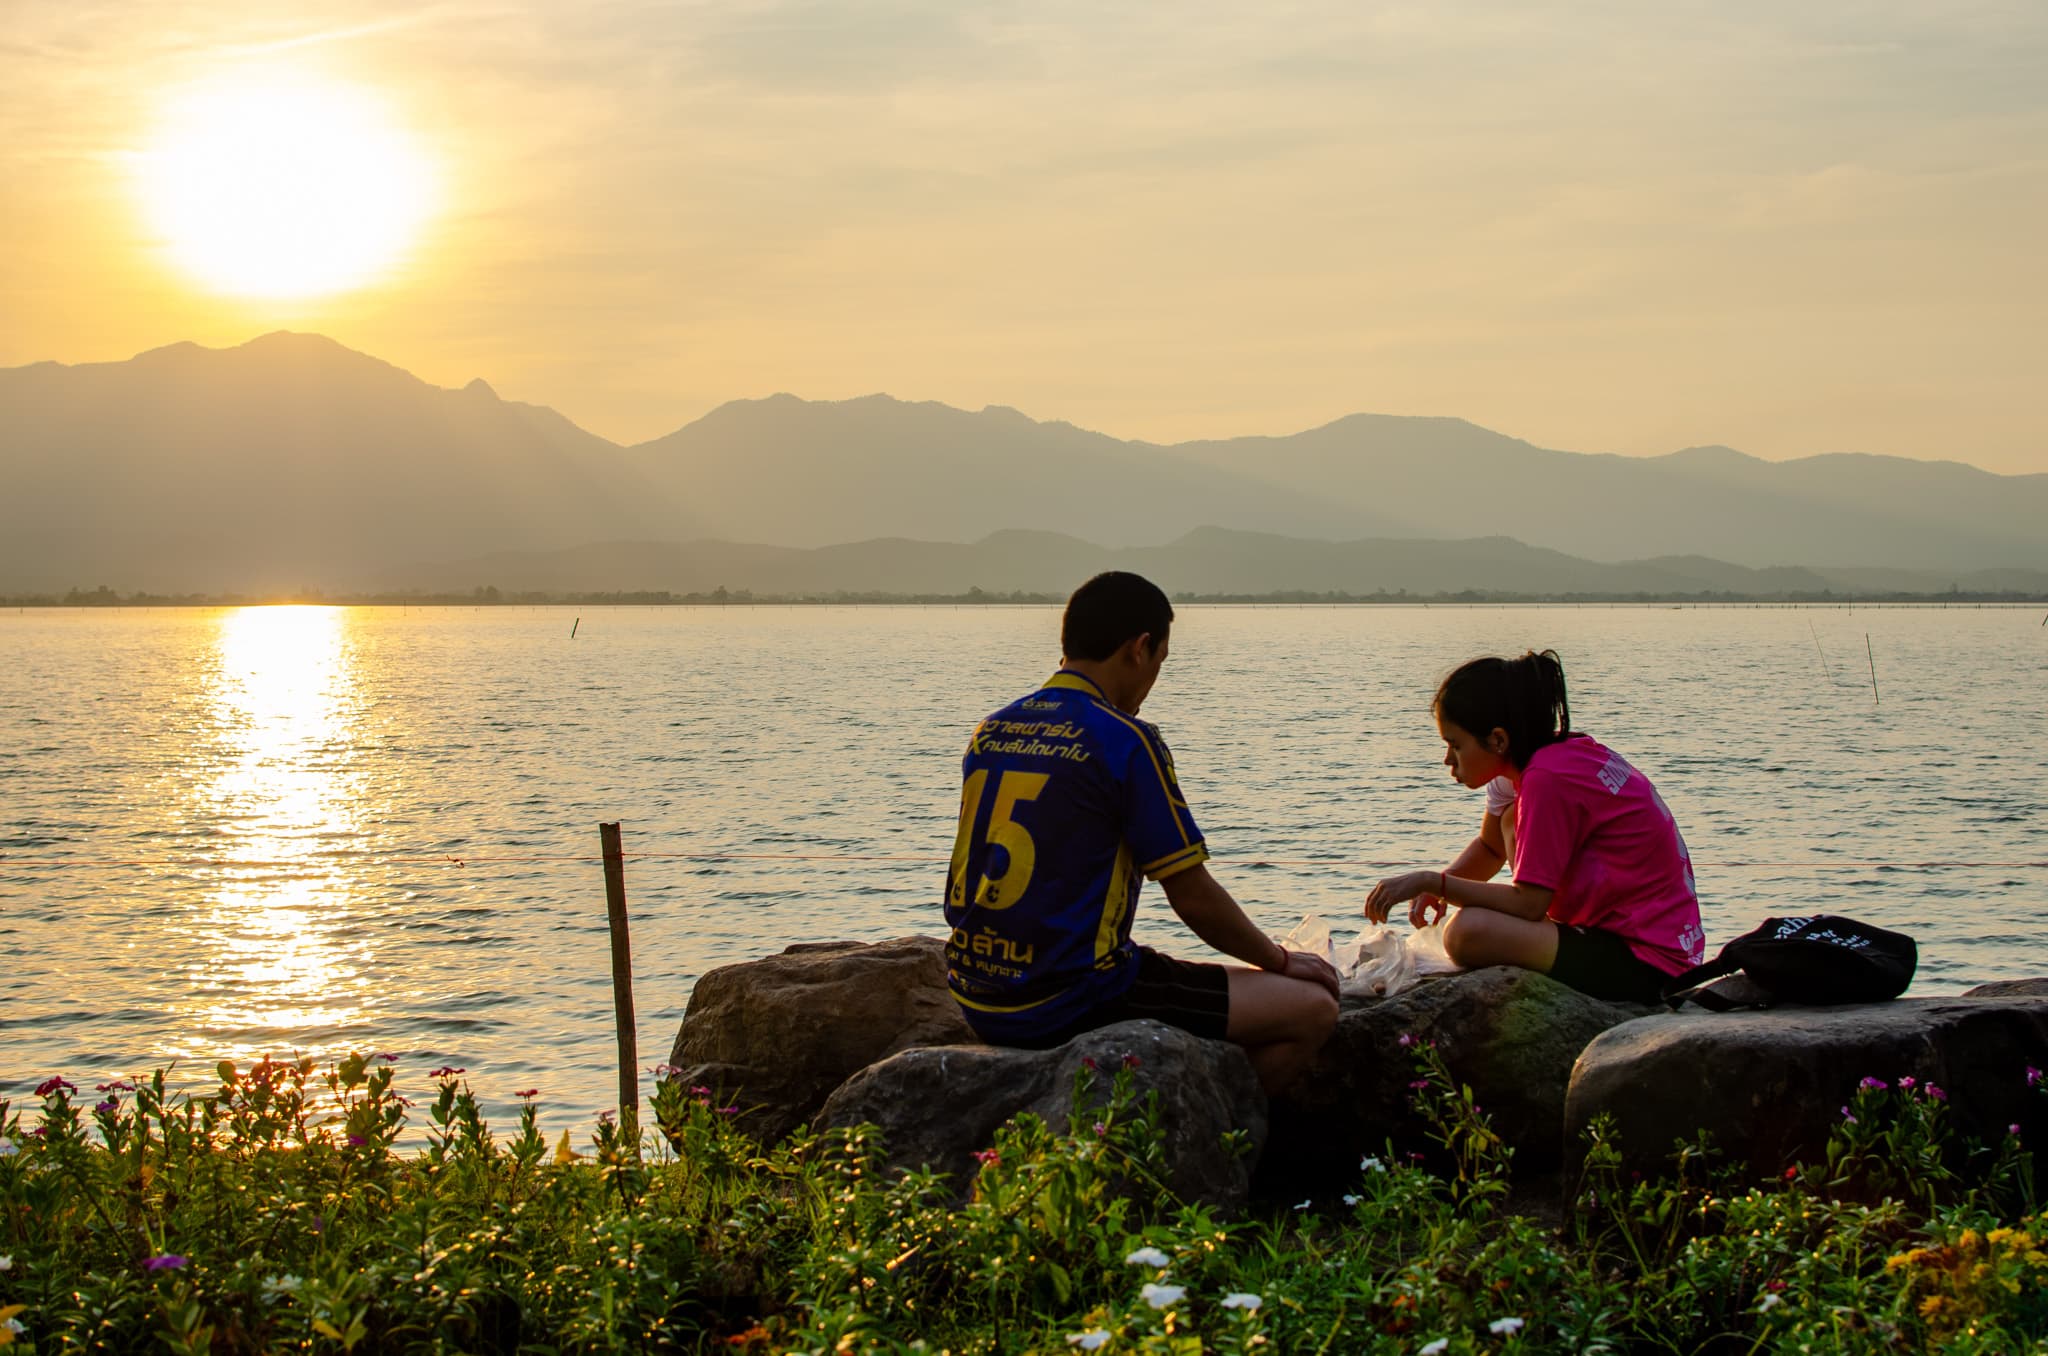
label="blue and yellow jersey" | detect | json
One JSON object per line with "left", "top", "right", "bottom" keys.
{"left": 943, "top": 669, "right": 1208, "bottom": 1039}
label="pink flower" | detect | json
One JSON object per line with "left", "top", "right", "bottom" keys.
{"left": 2029, "top": 1066, "right": 2043, "bottom": 1087}
{"left": 1925, "top": 1084, "right": 1947, "bottom": 1102}
{"left": 1081, "top": 1057, "right": 1098, "bottom": 1071}
{"left": 1398, "top": 1033, "right": 1414, "bottom": 1048}
{"left": 1121, "top": 1053, "right": 1142, "bottom": 1070}
{"left": 973, "top": 1148, "right": 1001, "bottom": 1166}
{"left": 514, "top": 1088, "right": 538, "bottom": 1099}
{"left": 1840, "top": 1107, "right": 1857, "bottom": 1124}
{"left": 2010, "top": 1124, "right": 2023, "bottom": 1137}
{"left": 346, "top": 1134, "right": 367, "bottom": 1147}
{"left": 34, "top": 1076, "right": 76, "bottom": 1097}
{"left": 1858, "top": 1077, "right": 1887, "bottom": 1092}
{"left": 1898, "top": 1076, "right": 1917, "bottom": 1090}
{"left": 1408, "top": 1079, "right": 1430, "bottom": 1091}
{"left": 376, "top": 1053, "right": 399, "bottom": 1064}
{"left": 428, "top": 1066, "right": 465, "bottom": 1079}
{"left": 690, "top": 1085, "right": 712, "bottom": 1096}
{"left": 717, "top": 1105, "right": 739, "bottom": 1116}
{"left": 1093, "top": 1122, "right": 1108, "bottom": 1137}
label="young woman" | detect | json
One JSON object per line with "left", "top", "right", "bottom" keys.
{"left": 1365, "top": 650, "right": 1706, "bottom": 1004}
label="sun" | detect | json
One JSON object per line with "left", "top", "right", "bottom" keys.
{"left": 135, "top": 74, "right": 437, "bottom": 300}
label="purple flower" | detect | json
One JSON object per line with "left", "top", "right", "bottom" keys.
{"left": 1398, "top": 1033, "right": 1414, "bottom": 1048}
{"left": 1093, "top": 1122, "right": 1108, "bottom": 1137}
{"left": 311, "top": 1214, "right": 325, "bottom": 1234}
{"left": 1408, "top": 1079, "right": 1430, "bottom": 1091}
{"left": 1858, "top": 1077, "right": 1887, "bottom": 1093}
{"left": 95, "top": 1098, "right": 119, "bottom": 1114}
{"left": 34, "top": 1076, "right": 77, "bottom": 1097}
{"left": 1841, "top": 1107, "right": 1858, "bottom": 1124}
{"left": 428, "top": 1066, "right": 465, "bottom": 1079}
{"left": 1925, "top": 1084, "right": 1947, "bottom": 1102}
{"left": 2029, "top": 1066, "right": 2042, "bottom": 1087}
{"left": 144, "top": 1255, "right": 187, "bottom": 1271}
{"left": 1121, "top": 1053, "right": 1142, "bottom": 1070}
{"left": 717, "top": 1105, "right": 739, "bottom": 1116}
{"left": 690, "top": 1085, "right": 712, "bottom": 1096}
{"left": 346, "top": 1134, "right": 367, "bottom": 1147}
{"left": 2010, "top": 1124, "right": 2023, "bottom": 1137}
{"left": 1898, "top": 1076, "right": 1917, "bottom": 1090}
{"left": 376, "top": 1053, "right": 399, "bottom": 1064}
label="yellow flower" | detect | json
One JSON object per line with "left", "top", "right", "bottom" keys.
{"left": 1919, "top": 1295, "right": 1948, "bottom": 1318}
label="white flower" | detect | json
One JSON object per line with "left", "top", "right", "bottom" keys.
{"left": 0, "top": 1253, "right": 12, "bottom": 1271}
{"left": 1342, "top": 1193, "right": 1362, "bottom": 1206}
{"left": 1123, "top": 1246, "right": 1170, "bottom": 1268}
{"left": 1220, "top": 1292, "right": 1262, "bottom": 1311}
{"left": 1066, "top": 1332, "right": 1111, "bottom": 1351}
{"left": 262, "top": 1273, "right": 303, "bottom": 1295}
{"left": 1489, "top": 1316, "right": 1525, "bottom": 1335}
{"left": 0, "top": 1137, "right": 16, "bottom": 1157}
{"left": 1758, "top": 1292, "right": 1782, "bottom": 1312}
{"left": 1419, "top": 1342, "right": 1449, "bottom": 1356}
{"left": 4, "top": 1317, "right": 26, "bottom": 1336}
{"left": 1292, "top": 1199, "right": 1311, "bottom": 1211}
{"left": 1140, "top": 1282, "right": 1187, "bottom": 1309}
{"left": 1360, "top": 1155, "right": 1385, "bottom": 1173}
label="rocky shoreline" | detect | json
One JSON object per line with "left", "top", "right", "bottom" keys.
{"left": 666, "top": 936, "right": 2048, "bottom": 1211}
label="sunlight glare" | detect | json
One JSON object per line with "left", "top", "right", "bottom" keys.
{"left": 135, "top": 73, "right": 436, "bottom": 299}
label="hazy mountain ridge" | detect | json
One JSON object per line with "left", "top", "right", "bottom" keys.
{"left": 3, "top": 332, "right": 2043, "bottom": 593}
{"left": 394, "top": 528, "right": 2048, "bottom": 600}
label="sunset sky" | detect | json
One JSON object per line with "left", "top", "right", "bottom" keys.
{"left": 5, "top": 1, "right": 2044, "bottom": 472}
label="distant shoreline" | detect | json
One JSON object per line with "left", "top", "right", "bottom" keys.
{"left": 8, "top": 587, "right": 2046, "bottom": 608}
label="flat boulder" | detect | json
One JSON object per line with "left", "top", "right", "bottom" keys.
{"left": 1564, "top": 993, "right": 2048, "bottom": 1181}
{"left": 1265, "top": 967, "right": 1650, "bottom": 1189}
{"left": 666, "top": 936, "right": 975, "bottom": 1146}
{"left": 816, "top": 1019, "right": 1266, "bottom": 1212}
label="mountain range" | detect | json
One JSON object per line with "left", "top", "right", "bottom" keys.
{"left": 3, "top": 332, "right": 2044, "bottom": 597}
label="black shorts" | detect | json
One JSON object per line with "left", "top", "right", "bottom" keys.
{"left": 1548, "top": 926, "right": 1672, "bottom": 1005}
{"left": 1003, "top": 947, "right": 1233, "bottom": 1050}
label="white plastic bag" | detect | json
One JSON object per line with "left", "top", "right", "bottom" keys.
{"left": 1341, "top": 927, "right": 1418, "bottom": 999}
{"left": 1280, "top": 914, "right": 1338, "bottom": 970}
{"left": 1407, "top": 919, "right": 1461, "bottom": 976}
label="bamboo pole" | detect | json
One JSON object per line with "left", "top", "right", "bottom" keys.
{"left": 600, "top": 821, "right": 640, "bottom": 1155}
{"left": 1865, "top": 634, "right": 1880, "bottom": 706}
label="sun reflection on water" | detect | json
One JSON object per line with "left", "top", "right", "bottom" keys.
{"left": 172, "top": 606, "right": 372, "bottom": 1061}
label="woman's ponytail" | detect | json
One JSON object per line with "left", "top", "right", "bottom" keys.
{"left": 1435, "top": 648, "right": 1571, "bottom": 769}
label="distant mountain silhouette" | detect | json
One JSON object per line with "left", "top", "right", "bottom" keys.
{"left": 3, "top": 332, "right": 2043, "bottom": 593}
{"left": 0, "top": 333, "right": 676, "bottom": 592}
{"left": 395, "top": 528, "right": 2048, "bottom": 599}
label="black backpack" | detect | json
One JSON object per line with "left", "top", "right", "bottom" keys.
{"left": 1663, "top": 915, "right": 1917, "bottom": 1010}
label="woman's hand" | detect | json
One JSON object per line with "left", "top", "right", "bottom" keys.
{"left": 1366, "top": 869, "right": 1441, "bottom": 925}
{"left": 1408, "top": 889, "right": 1448, "bottom": 929}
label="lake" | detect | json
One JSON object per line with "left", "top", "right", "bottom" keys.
{"left": 4, "top": 603, "right": 2044, "bottom": 1136}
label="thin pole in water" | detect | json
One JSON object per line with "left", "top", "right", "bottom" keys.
{"left": 600, "top": 822, "right": 641, "bottom": 1157}
{"left": 571, "top": 616, "right": 580, "bottom": 639}
{"left": 1807, "top": 618, "right": 1831, "bottom": 680}
{"left": 1865, "top": 634, "right": 1880, "bottom": 706}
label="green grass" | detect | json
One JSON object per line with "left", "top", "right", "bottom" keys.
{"left": 2, "top": 1046, "right": 2045, "bottom": 1353}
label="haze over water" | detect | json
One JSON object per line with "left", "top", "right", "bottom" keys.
{"left": 4, "top": 604, "right": 2044, "bottom": 1137}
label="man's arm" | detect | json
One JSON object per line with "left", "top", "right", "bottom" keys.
{"left": 1160, "top": 863, "right": 1340, "bottom": 997}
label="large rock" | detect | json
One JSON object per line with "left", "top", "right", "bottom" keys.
{"left": 1265, "top": 967, "right": 1650, "bottom": 1188}
{"left": 816, "top": 1019, "right": 1266, "bottom": 1212}
{"left": 1564, "top": 994, "right": 2048, "bottom": 1181}
{"left": 666, "top": 936, "right": 975, "bottom": 1145}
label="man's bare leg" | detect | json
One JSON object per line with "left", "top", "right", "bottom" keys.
{"left": 1225, "top": 967, "right": 1340, "bottom": 1095}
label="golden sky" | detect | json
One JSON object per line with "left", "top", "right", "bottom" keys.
{"left": 4, "top": 1, "right": 2045, "bottom": 471}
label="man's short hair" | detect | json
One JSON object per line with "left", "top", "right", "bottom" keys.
{"left": 1062, "top": 571, "right": 1174, "bottom": 662}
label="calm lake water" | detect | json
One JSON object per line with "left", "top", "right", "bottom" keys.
{"left": 4, "top": 604, "right": 2045, "bottom": 1137}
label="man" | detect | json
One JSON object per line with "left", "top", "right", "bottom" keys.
{"left": 943, "top": 570, "right": 1340, "bottom": 1094}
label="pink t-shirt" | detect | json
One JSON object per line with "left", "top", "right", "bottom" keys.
{"left": 1511, "top": 735, "right": 1706, "bottom": 975}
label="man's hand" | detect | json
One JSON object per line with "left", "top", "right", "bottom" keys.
{"left": 1365, "top": 869, "right": 1440, "bottom": 925}
{"left": 1277, "top": 947, "right": 1341, "bottom": 1001}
